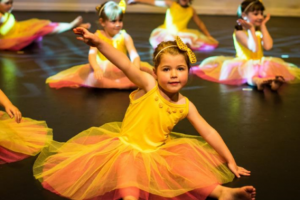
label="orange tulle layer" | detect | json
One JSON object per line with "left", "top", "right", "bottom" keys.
{"left": 34, "top": 122, "right": 234, "bottom": 200}
{"left": 149, "top": 28, "right": 218, "bottom": 51}
{"left": 46, "top": 61, "right": 154, "bottom": 89}
{"left": 0, "top": 111, "right": 53, "bottom": 164}
{"left": 192, "top": 56, "right": 300, "bottom": 85}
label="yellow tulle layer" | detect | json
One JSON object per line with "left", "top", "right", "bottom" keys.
{"left": 0, "top": 111, "right": 53, "bottom": 156}
{"left": 34, "top": 122, "right": 234, "bottom": 200}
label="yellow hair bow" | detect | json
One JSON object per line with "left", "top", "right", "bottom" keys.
{"left": 175, "top": 36, "right": 197, "bottom": 64}
{"left": 119, "top": 0, "right": 126, "bottom": 14}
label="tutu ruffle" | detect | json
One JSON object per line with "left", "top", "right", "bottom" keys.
{"left": 150, "top": 28, "right": 218, "bottom": 51}
{"left": 46, "top": 61, "right": 154, "bottom": 89}
{"left": 0, "top": 111, "right": 53, "bottom": 164}
{"left": 33, "top": 122, "right": 234, "bottom": 200}
{"left": 192, "top": 56, "right": 300, "bottom": 85}
{"left": 0, "top": 13, "right": 57, "bottom": 50}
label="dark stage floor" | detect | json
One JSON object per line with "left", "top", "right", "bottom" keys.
{"left": 1, "top": 11, "right": 300, "bottom": 200}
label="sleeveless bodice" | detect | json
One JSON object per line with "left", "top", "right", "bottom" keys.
{"left": 161, "top": 2, "right": 193, "bottom": 33}
{"left": 119, "top": 85, "right": 189, "bottom": 152}
{"left": 233, "top": 30, "right": 263, "bottom": 60}
{"left": 96, "top": 30, "right": 127, "bottom": 61}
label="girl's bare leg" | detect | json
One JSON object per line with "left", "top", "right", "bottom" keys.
{"left": 209, "top": 185, "right": 256, "bottom": 200}
{"left": 51, "top": 16, "right": 91, "bottom": 34}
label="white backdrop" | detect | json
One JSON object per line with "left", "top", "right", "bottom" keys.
{"left": 13, "top": 0, "right": 300, "bottom": 17}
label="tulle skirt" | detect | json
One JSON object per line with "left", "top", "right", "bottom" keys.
{"left": 191, "top": 56, "right": 300, "bottom": 85}
{"left": 149, "top": 27, "right": 218, "bottom": 51}
{"left": 33, "top": 122, "right": 234, "bottom": 200}
{"left": 0, "top": 111, "right": 53, "bottom": 164}
{"left": 0, "top": 19, "right": 57, "bottom": 51}
{"left": 46, "top": 61, "right": 154, "bottom": 89}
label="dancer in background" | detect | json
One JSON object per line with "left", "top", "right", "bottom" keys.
{"left": 128, "top": 0, "right": 218, "bottom": 50}
{"left": 0, "top": 0, "right": 90, "bottom": 51}
{"left": 33, "top": 27, "right": 256, "bottom": 200}
{"left": 0, "top": 89, "right": 52, "bottom": 164}
{"left": 192, "top": 0, "right": 300, "bottom": 91}
{"left": 46, "top": 0, "right": 153, "bottom": 89}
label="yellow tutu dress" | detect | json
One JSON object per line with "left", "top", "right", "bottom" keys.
{"left": 46, "top": 30, "right": 153, "bottom": 89}
{"left": 0, "top": 12, "right": 57, "bottom": 51}
{"left": 192, "top": 30, "right": 300, "bottom": 85}
{"left": 33, "top": 84, "right": 234, "bottom": 200}
{"left": 0, "top": 111, "right": 53, "bottom": 164}
{"left": 149, "top": 2, "right": 218, "bottom": 50}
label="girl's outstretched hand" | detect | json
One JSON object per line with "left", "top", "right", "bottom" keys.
{"left": 73, "top": 27, "right": 100, "bottom": 47}
{"left": 261, "top": 13, "right": 271, "bottom": 25}
{"left": 5, "top": 104, "right": 22, "bottom": 123}
{"left": 228, "top": 162, "right": 251, "bottom": 178}
{"left": 237, "top": 19, "right": 253, "bottom": 30}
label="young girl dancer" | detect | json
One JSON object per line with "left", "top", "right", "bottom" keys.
{"left": 0, "top": 0, "right": 90, "bottom": 51}
{"left": 128, "top": 0, "right": 218, "bottom": 51}
{"left": 46, "top": 0, "right": 153, "bottom": 89}
{"left": 0, "top": 89, "right": 52, "bottom": 164}
{"left": 33, "top": 28, "right": 256, "bottom": 200}
{"left": 192, "top": 0, "right": 300, "bottom": 91}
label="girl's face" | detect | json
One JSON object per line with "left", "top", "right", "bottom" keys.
{"left": 155, "top": 53, "right": 188, "bottom": 95}
{"left": 99, "top": 17, "right": 123, "bottom": 38}
{"left": 1, "top": 0, "right": 13, "bottom": 12}
{"left": 178, "top": 0, "right": 190, "bottom": 7}
{"left": 243, "top": 10, "right": 264, "bottom": 26}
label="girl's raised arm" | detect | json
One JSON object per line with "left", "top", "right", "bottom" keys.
{"left": 124, "top": 32, "right": 141, "bottom": 69}
{"left": 186, "top": 101, "right": 251, "bottom": 178}
{"left": 260, "top": 14, "right": 273, "bottom": 50}
{"left": 74, "top": 27, "right": 154, "bottom": 91}
{"left": 236, "top": 19, "right": 259, "bottom": 53}
{"left": 127, "top": 0, "right": 173, "bottom": 8}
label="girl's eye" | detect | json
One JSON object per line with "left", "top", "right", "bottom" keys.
{"left": 178, "top": 67, "right": 185, "bottom": 71}
{"left": 162, "top": 68, "right": 169, "bottom": 72}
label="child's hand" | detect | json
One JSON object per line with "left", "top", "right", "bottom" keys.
{"left": 94, "top": 68, "right": 103, "bottom": 80}
{"left": 207, "top": 36, "right": 218, "bottom": 44}
{"left": 73, "top": 27, "right": 100, "bottom": 47}
{"left": 261, "top": 13, "right": 271, "bottom": 25}
{"left": 237, "top": 19, "right": 253, "bottom": 30}
{"left": 5, "top": 104, "right": 22, "bottom": 123}
{"left": 228, "top": 163, "right": 251, "bottom": 178}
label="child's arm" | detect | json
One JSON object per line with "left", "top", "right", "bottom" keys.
{"left": 88, "top": 46, "right": 103, "bottom": 80}
{"left": 192, "top": 8, "right": 215, "bottom": 40}
{"left": 236, "top": 19, "right": 259, "bottom": 53}
{"left": 74, "top": 27, "right": 156, "bottom": 91}
{"left": 187, "top": 101, "right": 251, "bottom": 178}
{"left": 124, "top": 32, "right": 141, "bottom": 69}
{"left": 0, "top": 90, "right": 22, "bottom": 123}
{"left": 260, "top": 14, "right": 273, "bottom": 50}
{"left": 127, "top": 0, "right": 173, "bottom": 8}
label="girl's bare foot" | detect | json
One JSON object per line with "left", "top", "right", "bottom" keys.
{"left": 270, "top": 76, "right": 285, "bottom": 91}
{"left": 220, "top": 186, "right": 256, "bottom": 200}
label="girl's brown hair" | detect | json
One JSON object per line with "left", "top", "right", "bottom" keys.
{"left": 153, "top": 41, "right": 191, "bottom": 69}
{"left": 96, "top": 1, "right": 124, "bottom": 21}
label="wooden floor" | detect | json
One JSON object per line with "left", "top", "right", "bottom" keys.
{"left": 0, "top": 11, "right": 300, "bottom": 200}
